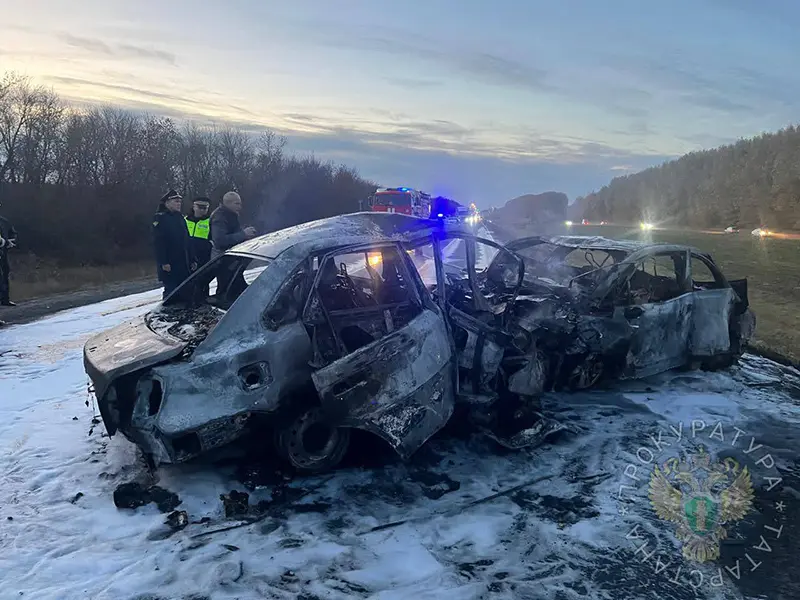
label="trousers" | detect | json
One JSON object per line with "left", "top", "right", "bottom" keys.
{"left": 0, "top": 252, "right": 10, "bottom": 303}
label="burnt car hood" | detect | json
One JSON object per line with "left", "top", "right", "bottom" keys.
{"left": 83, "top": 314, "right": 187, "bottom": 403}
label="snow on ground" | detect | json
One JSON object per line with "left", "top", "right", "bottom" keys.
{"left": 2, "top": 245, "right": 800, "bottom": 599}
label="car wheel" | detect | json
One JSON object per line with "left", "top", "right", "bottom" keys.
{"left": 275, "top": 407, "right": 350, "bottom": 472}
{"left": 568, "top": 354, "right": 604, "bottom": 390}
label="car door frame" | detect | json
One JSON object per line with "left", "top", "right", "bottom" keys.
{"left": 687, "top": 252, "right": 737, "bottom": 357}
{"left": 431, "top": 231, "right": 527, "bottom": 399}
{"left": 301, "top": 240, "right": 456, "bottom": 459}
{"left": 603, "top": 249, "right": 694, "bottom": 378}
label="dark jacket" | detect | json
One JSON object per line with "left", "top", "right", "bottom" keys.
{"left": 185, "top": 214, "right": 212, "bottom": 265}
{"left": 153, "top": 206, "right": 193, "bottom": 282}
{"left": 0, "top": 215, "right": 17, "bottom": 255}
{"left": 209, "top": 205, "right": 247, "bottom": 260}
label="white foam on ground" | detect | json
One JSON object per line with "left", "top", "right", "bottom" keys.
{"left": 1, "top": 239, "right": 798, "bottom": 599}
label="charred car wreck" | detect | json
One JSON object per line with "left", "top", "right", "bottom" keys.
{"left": 83, "top": 214, "right": 755, "bottom": 472}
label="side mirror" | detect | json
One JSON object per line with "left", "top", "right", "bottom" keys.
{"left": 624, "top": 306, "right": 644, "bottom": 320}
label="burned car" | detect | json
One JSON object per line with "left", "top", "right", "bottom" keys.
{"left": 84, "top": 213, "right": 559, "bottom": 472}
{"left": 484, "top": 235, "right": 756, "bottom": 390}
{"left": 83, "top": 216, "right": 754, "bottom": 473}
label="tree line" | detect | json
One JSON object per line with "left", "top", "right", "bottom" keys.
{"left": 0, "top": 72, "right": 377, "bottom": 266}
{"left": 579, "top": 125, "right": 800, "bottom": 230}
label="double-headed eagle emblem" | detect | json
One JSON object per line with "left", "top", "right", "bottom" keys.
{"left": 648, "top": 445, "right": 755, "bottom": 563}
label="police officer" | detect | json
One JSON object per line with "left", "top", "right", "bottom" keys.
{"left": 185, "top": 197, "right": 212, "bottom": 267}
{"left": 0, "top": 208, "right": 18, "bottom": 307}
{"left": 153, "top": 189, "right": 193, "bottom": 299}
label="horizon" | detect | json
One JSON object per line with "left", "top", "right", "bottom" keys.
{"left": 3, "top": 0, "right": 799, "bottom": 206}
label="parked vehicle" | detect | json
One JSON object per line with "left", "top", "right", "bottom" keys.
{"left": 83, "top": 215, "right": 755, "bottom": 472}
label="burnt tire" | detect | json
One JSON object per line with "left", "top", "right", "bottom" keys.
{"left": 274, "top": 406, "right": 350, "bottom": 473}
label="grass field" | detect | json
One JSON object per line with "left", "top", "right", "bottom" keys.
{"left": 7, "top": 256, "right": 154, "bottom": 301}
{"left": 490, "top": 219, "right": 800, "bottom": 365}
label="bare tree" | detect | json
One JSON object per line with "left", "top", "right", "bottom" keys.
{"left": 0, "top": 69, "right": 377, "bottom": 266}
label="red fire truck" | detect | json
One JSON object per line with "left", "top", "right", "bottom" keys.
{"left": 368, "top": 187, "right": 431, "bottom": 218}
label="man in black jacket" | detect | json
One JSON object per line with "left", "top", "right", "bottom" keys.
{"left": 153, "top": 189, "right": 193, "bottom": 299}
{"left": 0, "top": 210, "right": 18, "bottom": 306}
{"left": 209, "top": 191, "right": 256, "bottom": 260}
{"left": 209, "top": 191, "right": 256, "bottom": 301}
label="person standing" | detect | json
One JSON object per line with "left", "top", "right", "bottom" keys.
{"left": 209, "top": 191, "right": 257, "bottom": 300}
{"left": 209, "top": 191, "right": 256, "bottom": 260}
{"left": 185, "top": 197, "right": 213, "bottom": 267}
{"left": 153, "top": 189, "right": 193, "bottom": 300}
{"left": 0, "top": 209, "right": 18, "bottom": 307}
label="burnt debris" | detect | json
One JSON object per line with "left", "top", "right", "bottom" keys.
{"left": 113, "top": 482, "right": 182, "bottom": 513}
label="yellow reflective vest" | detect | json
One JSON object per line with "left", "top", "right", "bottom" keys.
{"left": 185, "top": 217, "right": 210, "bottom": 239}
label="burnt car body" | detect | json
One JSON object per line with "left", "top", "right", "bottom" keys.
{"left": 485, "top": 235, "right": 756, "bottom": 390}
{"left": 83, "top": 215, "right": 755, "bottom": 472}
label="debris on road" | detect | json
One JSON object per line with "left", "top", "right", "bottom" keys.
{"left": 220, "top": 490, "right": 250, "bottom": 518}
{"left": 165, "top": 510, "right": 189, "bottom": 530}
{"left": 113, "top": 482, "right": 182, "bottom": 513}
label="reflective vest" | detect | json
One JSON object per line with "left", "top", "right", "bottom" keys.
{"left": 185, "top": 217, "right": 210, "bottom": 239}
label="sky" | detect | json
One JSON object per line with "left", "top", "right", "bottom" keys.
{"left": 2, "top": 0, "right": 799, "bottom": 206}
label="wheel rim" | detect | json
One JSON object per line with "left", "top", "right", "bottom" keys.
{"left": 281, "top": 408, "right": 345, "bottom": 469}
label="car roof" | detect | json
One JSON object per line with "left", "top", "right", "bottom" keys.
{"left": 510, "top": 234, "right": 709, "bottom": 256}
{"left": 545, "top": 235, "right": 656, "bottom": 253}
{"left": 228, "top": 212, "right": 455, "bottom": 260}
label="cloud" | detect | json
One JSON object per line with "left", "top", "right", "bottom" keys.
{"left": 305, "top": 27, "right": 658, "bottom": 122}
{"left": 599, "top": 52, "right": 798, "bottom": 114}
{"left": 383, "top": 77, "right": 442, "bottom": 89}
{"left": 313, "top": 30, "right": 552, "bottom": 94}
{"left": 41, "top": 77, "right": 676, "bottom": 203}
{"left": 56, "top": 33, "right": 176, "bottom": 65}
{"left": 44, "top": 76, "right": 259, "bottom": 124}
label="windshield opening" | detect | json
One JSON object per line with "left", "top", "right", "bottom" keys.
{"left": 513, "top": 243, "right": 629, "bottom": 288}
{"left": 164, "top": 254, "right": 272, "bottom": 310}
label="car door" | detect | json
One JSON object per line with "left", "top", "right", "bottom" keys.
{"left": 611, "top": 250, "right": 693, "bottom": 378}
{"left": 432, "top": 232, "right": 526, "bottom": 400}
{"left": 303, "top": 241, "right": 455, "bottom": 459}
{"left": 687, "top": 253, "right": 736, "bottom": 356}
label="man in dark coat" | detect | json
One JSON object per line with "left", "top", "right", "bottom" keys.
{"left": 153, "top": 189, "right": 193, "bottom": 299}
{"left": 209, "top": 191, "right": 256, "bottom": 260}
{"left": 0, "top": 209, "right": 18, "bottom": 306}
{"left": 209, "top": 191, "right": 256, "bottom": 300}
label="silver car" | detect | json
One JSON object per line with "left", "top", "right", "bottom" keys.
{"left": 83, "top": 216, "right": 755, "bottom": 472}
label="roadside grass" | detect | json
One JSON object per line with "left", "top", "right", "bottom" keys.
{"left": 491, "top": 220, "right": 800, "bottom": 365}
{"left": 7, "top": 255, "right": 154, "bottom": 301}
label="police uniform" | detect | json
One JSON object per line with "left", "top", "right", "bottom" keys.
{"left": 185, "top": 213, "right": 212, "bottom": 266}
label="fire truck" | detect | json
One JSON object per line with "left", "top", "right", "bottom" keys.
{"left": 368, "top": 187, "right": 431, "bottom": 218}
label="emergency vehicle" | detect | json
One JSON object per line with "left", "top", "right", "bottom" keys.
{"left": 368, "top": 187, "right": 432, "bottom": 218}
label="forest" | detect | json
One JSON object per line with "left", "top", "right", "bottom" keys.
{"left": 579, "top": 125, "right": 800, "bottom": 230}
{"left": 0, "top": 72, "right": 376, "bottom": 268}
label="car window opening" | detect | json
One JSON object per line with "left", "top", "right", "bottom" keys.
{"left": 308, "top": 245, "right": 423, "bottom": 364}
